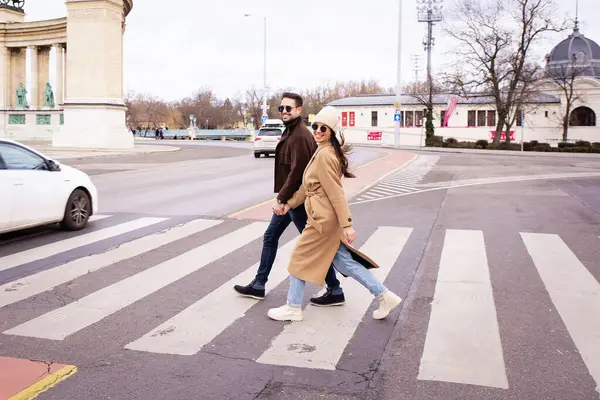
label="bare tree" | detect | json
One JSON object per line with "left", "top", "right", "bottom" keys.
{"left": 545, "top": 56, "right": 588, "bottom": 141}
{"left": 404, "top": 76, "right": 448, "bottom": 144}
{"left": 443, "top": 0, "right": 567, "bottom": 145}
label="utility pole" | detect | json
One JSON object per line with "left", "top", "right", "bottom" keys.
{"left": 411, "top": 54, "right": 423, "bottom": 83}
{"left": 394, "top": 0, "right": 403, "bottom": 147}
{"left": 417, "top": 0, "right": 443, "bottom": 145}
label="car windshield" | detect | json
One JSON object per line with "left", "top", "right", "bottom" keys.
{"left": 258, "top": 129, "right": 282, "bottom": 136}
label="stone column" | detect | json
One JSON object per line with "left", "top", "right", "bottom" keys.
{"left": 28, "top": 45, "right": 38, "bottom": 108}
{"left": 53, "top": 43, "right": 64, "bottom": 106}
{"left": 55, "top": 0, "right": 133, "bottom": 149}
{"left": 37, "top": 46, "right": 50, "bottom": 107}
{"left": 0, "top": 46, "right": 7, "bottom": 109}
{"left": 10, "top": 47, "right": 26, "bottom": 108}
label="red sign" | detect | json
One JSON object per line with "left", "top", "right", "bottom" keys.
{"left": 341, "top": 112, "right": 348, "bottom": 127}
{"left": 368, "top": 131, "right": 382, "bottom": 140}
{"left": 349, "top": 112, "right": 355, "bottom": 127}
{"left": 490, "top": 130, "right": 515, "bottom": 141}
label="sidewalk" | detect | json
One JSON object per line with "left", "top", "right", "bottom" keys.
{"left": 19, "top": 139, "right": 180, "bottom": 160}
{"left": 229, "top": 149, "right": 416, "bottom": 221}
{"left": 361, "top": 143, "right": 600, "bottom": 158}
{"left": 0, "top": 356, "right": 76, "bottom": 399}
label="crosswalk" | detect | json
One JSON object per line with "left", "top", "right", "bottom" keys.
{"left": 0, "top": 214, "right": 599, "bottom": 392}
{"left": 353, "top": 155, "right": 439, "bottom": 202}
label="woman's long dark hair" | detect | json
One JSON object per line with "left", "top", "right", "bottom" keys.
{"left": 330, "top": 128, "right": 355, "bottom": 178}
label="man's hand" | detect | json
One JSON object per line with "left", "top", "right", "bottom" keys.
{"left": 272, "top": 202, "right": 284, "bottom": 215}
{"left": 343, "top": 226, "right": 356, "bottom": 244}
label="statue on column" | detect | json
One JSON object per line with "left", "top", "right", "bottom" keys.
{"left": 43, "top": 83, "right": 55, "bottom": 108}
{"left": 15, "top": 82, "right": 28, "bottom": 109}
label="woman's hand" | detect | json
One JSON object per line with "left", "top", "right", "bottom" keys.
{"left": 343, "top": 226, "right": 356, "bottom": 244}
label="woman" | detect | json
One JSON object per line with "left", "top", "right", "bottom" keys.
{"left": 268, "top": 106, "right": 402, "bottom": 322}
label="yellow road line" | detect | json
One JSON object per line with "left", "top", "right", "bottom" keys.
{"left": 9, "top": 365, "right": 77, "bottom": 400}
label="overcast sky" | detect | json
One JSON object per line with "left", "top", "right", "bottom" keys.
{"left": 26, "top": 0, "right": 599, "bottom": 102}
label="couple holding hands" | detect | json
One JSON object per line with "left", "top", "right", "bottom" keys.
{"left": 234, "top": 92, "right": 402, "bottom": 322}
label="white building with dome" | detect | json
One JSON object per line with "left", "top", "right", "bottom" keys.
{"left": 328, "top": 23, "right": 600, "bottom": 147}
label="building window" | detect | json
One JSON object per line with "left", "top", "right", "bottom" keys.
{"left": 415, "top": 111, "right": 424, "bottom": 126}
{"left": 477, "top": 110, "right": 486, "bottom": 126}
{"left": 406, "top": 111, "right": 414, "bottom": 127}
{"left": 371, "top": 111, "right": 378, "bottom": 127}
{"left": 545, "top": 111, "right": 549, "bottom": 118}
{"left": 440, "top": 110, "right": 446, "bottom": 127}
{"left": 487, "top": 110, "right": 496, "bottom": 127}
{"left": 400, "top": 111, "right": 405, "bottom": 127}
{"left": 468, "top": 110, "right": 476, "bottom": 127}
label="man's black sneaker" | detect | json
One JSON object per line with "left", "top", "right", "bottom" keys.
{"left": 233, "top": 280, "right": 265, "bottom": 300}
{"left": 310, "top": 288, "right": 345, "bottom": 307}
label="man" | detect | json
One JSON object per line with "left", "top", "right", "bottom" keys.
{"left": 234, "top": 92, "right": 346, "bottom": 307}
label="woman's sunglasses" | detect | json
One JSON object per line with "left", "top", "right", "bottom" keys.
{"left": 311, "top": 123, "right": 328, "bottom": 133}
{"left": 278, "top": 105, "right": 296, "bottom": 113}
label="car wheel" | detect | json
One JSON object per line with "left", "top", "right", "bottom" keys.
{"left": 254, "top": 153, "right": 260, "bottom": 158}
{"left": 61, "top": 189, "right": 91, "bottom": 231}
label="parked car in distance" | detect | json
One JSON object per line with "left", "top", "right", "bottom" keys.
{"left": 254, "top": 120, "right": 284, "bottom": 158}
{"left": 0, "top": 138, "right": 98, "bottom": 235}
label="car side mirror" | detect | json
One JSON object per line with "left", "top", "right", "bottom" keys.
{"left": 47, "top": 159, "right": 61, "bottom": 171}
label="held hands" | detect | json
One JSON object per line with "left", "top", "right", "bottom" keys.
{"left": 272, "top": 202, "right": 291, "bottom": 216}
{"left": 343, "top": 226, "right": 356, "bottom": 244}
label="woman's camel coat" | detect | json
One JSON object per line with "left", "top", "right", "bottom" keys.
{"left": 286, "top": 141, "right": 379, "bottom": 285}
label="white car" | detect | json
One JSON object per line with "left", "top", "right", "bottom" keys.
{"left": 254, "top": 122, "right": 284, "bottom": 158}
{"left": 0, "top": 139, "right": 98, "bottom": 234}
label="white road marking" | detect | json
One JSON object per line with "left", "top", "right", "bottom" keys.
{"left": 521, "top": 233, "right": 600, "bottom": 391}
{"left": 0, "top": 219, "right": 222, "bottom": 309}
{"left": 349, "top": 172, "right": 600, "bottom": 206}
{"left": 369, "top": 188, "right": 399, "bottom": 196}
{"left": 417, "top": 229, "right": 508, "bottom": 389}
{"left": 4, "top": 222, "right": 268, "bottom": 340}
{"left": 124, "top": 238, "right": 299, "bottom": 355}
{"left": 256, "top": 226, "right": 412, "bottom": 370}
{"left": 0, "top": 218, "right": 168, "bottom": 272}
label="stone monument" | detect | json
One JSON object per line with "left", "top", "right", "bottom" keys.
{"left": 43, "top": 82, "right": 54, "bottom": 108}
{"left": 15, "top": 82, "right": 27, "bottom": 109}
{"left": 52, "top": 0, "right": 134, "bottom": 149}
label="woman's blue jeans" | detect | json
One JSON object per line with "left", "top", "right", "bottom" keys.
{"left": 287, "top": 243, "right": 387, "bottom": 307}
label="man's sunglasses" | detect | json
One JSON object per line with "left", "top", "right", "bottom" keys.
{"left": 311, "top": 123, "right": 328, "bottom": 133}
{"left": 278, "top": 105, "right": 296, "bottom": 113}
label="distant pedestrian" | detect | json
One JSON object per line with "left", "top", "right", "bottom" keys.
{"left": 267, "top": 106, "right": 402, "bottom": 322}
{"left": 234, "top": 93, "right": 348, "bottom": 306}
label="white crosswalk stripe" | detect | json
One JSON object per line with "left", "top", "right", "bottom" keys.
{"left": 256, "top": 226, "right": 412, "bottom": 370}
{"left": 1, "top": 215, "right": 599, "bottom": 392}
{"left": 0, "top": 217, "right": 168, "bottom": 272}
{"left": 0, "top": 218, "right": 222, "bottom": 309}
{"left": 354, "top": 155, "right": 439, "bottom": 201}
{"left": 520, "top": 233, "right": 600, "bottom": 391}
{"left": 417, "top": 229, "right": 508, "bottom": 389}
{"left": 4, "top": 222, "right": 268, "bottom": 340}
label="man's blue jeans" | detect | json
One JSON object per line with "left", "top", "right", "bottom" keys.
{"left": 254, "top": 203, "right": 341, "bottom": 290}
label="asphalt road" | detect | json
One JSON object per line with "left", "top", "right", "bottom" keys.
{"left": 1, "top": 144, "right": 600, "bottom": 400}
{"left": 60, "top": 141, "right": 384, "bottom": 218}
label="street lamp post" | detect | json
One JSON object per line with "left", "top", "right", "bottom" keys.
{"left": 417, "top": 0, "right": 443, "bottom": 134}
{"left": 244, "top": 13, "right": 268, "bottom": 124}
{"left": 394, "top": 0, "right": 403, "bottom": 147}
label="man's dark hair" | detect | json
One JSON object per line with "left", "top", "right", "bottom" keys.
{"left": 281, "top": 92, "right": 303, "bottom": 107}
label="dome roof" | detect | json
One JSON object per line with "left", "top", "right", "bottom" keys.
{"left": 545, "top": 25, "right": 600, "bottom": 79}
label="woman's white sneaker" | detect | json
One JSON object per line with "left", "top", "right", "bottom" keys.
{"left": 268, "top": 304, "right": 303, "bottom": 321}
{"left": 373, "top": 291, "right": 402, "bottom": 320}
